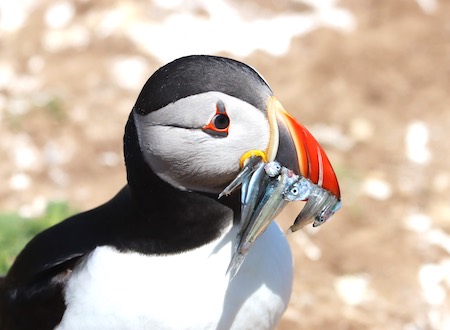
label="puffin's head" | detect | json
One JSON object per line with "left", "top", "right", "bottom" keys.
{"left": 128, "top": 55, "right": 340, "bottom": 201}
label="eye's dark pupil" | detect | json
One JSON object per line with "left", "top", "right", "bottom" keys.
{"left": 213, "top": 114, "right": 230, "bottom": 129}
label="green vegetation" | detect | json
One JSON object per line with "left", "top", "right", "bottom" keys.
{"left": 44, "top": 96, "right": 66, "bottom": 122}
{"left": 0, "top": 201, "right": 75, "bottom": 275}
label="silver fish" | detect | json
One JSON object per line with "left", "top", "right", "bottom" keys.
{"left": 239, "top": 162, "right": 267, "bottom": 238}
{"left": 219, "top": 157, "right": 341, "bottom": 280}
{"left": 287, "top": 186, "right": 341, "bottom": 232}
{"left": 264, "top": 161, "right": 282, "bottom": 178}
{"left": 218, "top": 155, "right": 263, "bottom": 199}
{"left": 227, "top": 167, "right": 295, "bottom": 280}
{"left": 239, "top": 161, "right": 283, "bottom": 235}
{"left": 282, "top": 176, "right": 314, "bottom": 202}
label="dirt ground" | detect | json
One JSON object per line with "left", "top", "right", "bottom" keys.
{"left": 1, "top": 0, "right": 450, "bottom": 329}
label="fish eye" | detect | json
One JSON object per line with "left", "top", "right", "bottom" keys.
{"left": 265, "top": 161, "right": 282, "bottom": 177}
{"left": 290, "top": 187, "right": 299, "bottom": 195}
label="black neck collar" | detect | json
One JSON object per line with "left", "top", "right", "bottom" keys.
{"left": 123, "top": 112, "right": 240, "bottom": 253}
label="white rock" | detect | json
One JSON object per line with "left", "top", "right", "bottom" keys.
{"left": 419, "top": 264, "right": 444, "bottom": 287}
{"left": 9, "top": 172, "right": 32, "bottom": 191}
{"left": 317, "top": 5, "right": 356, "bottom": 31}
{"left": 0, "top": 1, "right": 38, "bottom": 32}
{"left": 415, "top": 0, "right": 438, "bottom": 14}
{"left": 125, "top": 0, "right": 355, "bottom": 63}
{"left": 349, "top": 117, "right": 374, "bottom": 142}
{"left": 424, "top": 229, "right": 450, "bottom": 254}
{"left": 42, "top": 26, "right": 90, "bottom": 52}
{"left": 404, "top": 212, "right": 432, "bottom": 233}
{"left": 42, "top": 30, "right": 66, "bottom": 52}
{"left": 153, "top": 0, "right": 184, "bottom": 10}
{"left": 361, "top": 176, "right": 392, "bottom": 200}
{"left": 44, "top": 1, "right": 75, "bottom": 29}
{"left": 18, "top": 196, "right": 47, "bottom": 218}
{"left": 440, "top": 259, "right": 450, "bottom": 288}
{"left": 405, "top": 121, "right": 431, "bottom": 165}
{"left": 6, "top": 98, "right": 30, "bottom": 116}
{"left": 8, "top": 75, "right": 41, "bottom": 94}
{"left": 10, "top": 134, "right": 41, "bottom": 171}
{"left": 0, "top": 62, "right": 15, "bottom": 90}
{"left": 334, "top": 274, "right": 370, "bottom": 306}
{"left": 95, "top": 9, "right": 122, "bottom": 38}
{"left": 66, "top": 25, "right": 91, "bottom": 49}
{"left": 110, "top": 57, "right": 149, "bottom": 90}
{"left": 419, "top": 264, "right": 447, "bottom": 306}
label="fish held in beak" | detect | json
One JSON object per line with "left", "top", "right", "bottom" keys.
{"left": 220, "top": 97, "right": 342, "bottom": 280}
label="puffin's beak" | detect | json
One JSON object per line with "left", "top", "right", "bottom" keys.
{"left": 221, "top": 96, "right": 341, "bottom": 279}
{"left": 267, "top": 97, "right": 341, "bottom": 202}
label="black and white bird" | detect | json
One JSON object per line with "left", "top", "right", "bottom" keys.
{"left": 0, "top": 55, "right": 340, "bottom": 330}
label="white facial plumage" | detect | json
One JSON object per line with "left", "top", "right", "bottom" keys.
{"left": 134, "top": 91, "right": 270, "bottom": 193}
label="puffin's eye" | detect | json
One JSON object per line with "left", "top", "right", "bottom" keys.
{"left": 202, "top": 100, "right": 230, "bottom": 137}
{"left": 212, "top": 114, "right": 230, "bottom": 130}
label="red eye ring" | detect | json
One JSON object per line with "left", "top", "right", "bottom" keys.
{"left": 202, "top": 100, "right": 230, "bottom": 137}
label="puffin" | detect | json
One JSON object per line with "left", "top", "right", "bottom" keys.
{"left": 0, "top": 55, "right": 341, "bottom": 330}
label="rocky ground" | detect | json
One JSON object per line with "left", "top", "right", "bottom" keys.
{"left": 1, "top": 0, "right": 449, "bottom": 329}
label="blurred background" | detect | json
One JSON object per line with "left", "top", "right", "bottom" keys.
{"left": 1, "top": 0, "right": 449, "bottom": 329}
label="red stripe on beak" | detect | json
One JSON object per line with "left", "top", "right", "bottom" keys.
{"left": 267, "top": 97, "right": 341, "bottom": 200}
